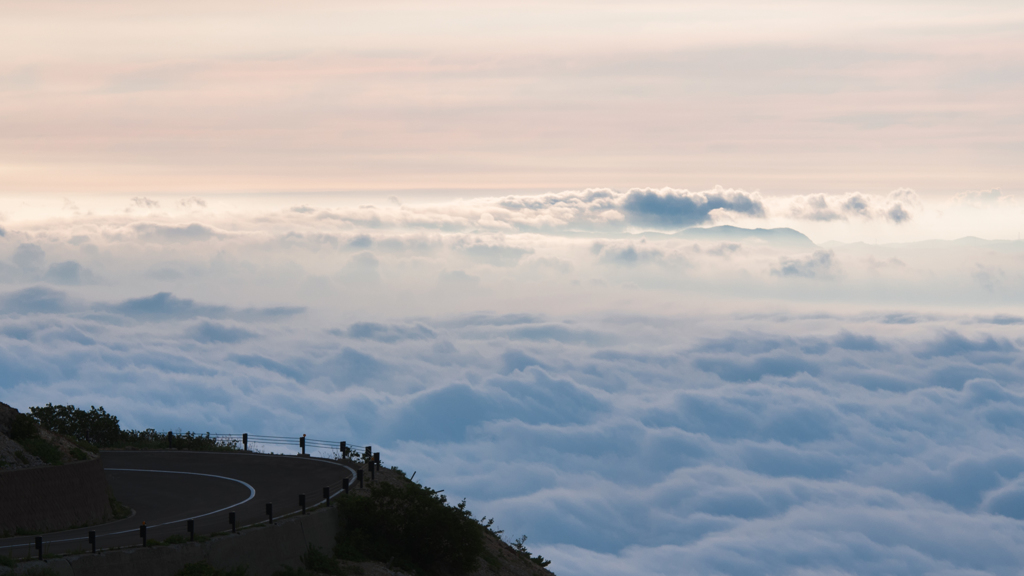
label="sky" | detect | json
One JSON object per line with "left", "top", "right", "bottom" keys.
{"left": 3, "top": 2, "right": 1024, "bottom": 575}
{"left": 2, "top": 0, "right": 1024, "bottom": 195}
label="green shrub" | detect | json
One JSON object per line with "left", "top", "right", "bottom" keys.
{"left": 119, "top": 429, "right": 237, "bottom": 451}
{"left": 8, "top": 412, "right": 39, "bottom": 441}
{"left": 109, "top": 496, "right": 132, "bottom": 520}
{"left": 174, "top": 561, "right": 248, "bottom": 576}
{"left": 270, "top": 568, "right": 314, "bottom": 576}
{"left": 272, "top": 561, "right": 363, "bottom": 576}
{"left": 5, "top": 411, "right": 63, "bottom": 465}
{"left": 0, "top": 555, "right": 16, "bottom": 568}
{"left": 301, "top": 544, "right": 341, "bottom": 574}
{"left": 334, "top": 482, "right": 483, "bottom": 576}
{"left": 20, "top": 437, "right": 63, "bottom": 465}
{"left": 512, "top": 535, "right": 552, "bottom": 568}
{"left": 71, "top": 437, "right": 99, "bottom": 452}
{"left": 30, "top": 404, "right": 121, "bottom": 446}
{"left": 163, "top": 534, "right": 187, "bottom": 545}
{"left": 27, "top": 404, "right": 238, "bottom": 452}
{"left": 19, "top": 567, "right": 59, "bottom": 576}
{"left": 70, "top": 447, "right": 88, "bottom": 460}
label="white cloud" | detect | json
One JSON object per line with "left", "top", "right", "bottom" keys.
{"left": 4, "top": 280, "right": 1024, "bottom": 575}
{"left": 771, "top": 250, "right": 837, "bottom": 279}
{"left": 1, "top": 195, "right": 1024, "bottom": 574}
{"left": 127, "top": 196, "right": 161, "bottom": 212}
{"left": 178, "top": 196, "right": 208, "bottom": 210}
{"left": 780, "top": 189, "right": 921, "bottom": 225}
{"left": 953, "top": 189, "right": 1013, "bottom": 208}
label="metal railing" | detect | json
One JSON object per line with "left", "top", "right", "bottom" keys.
{"left": 176, "top": 432, "right": 373, "bottom": 461}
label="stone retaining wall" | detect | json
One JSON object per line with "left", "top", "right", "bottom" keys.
{"left": 0, "top": 459, "right": 112, "bottom": 535}
{"left": 2, "top": 505, "right": 338, "bottom": 576}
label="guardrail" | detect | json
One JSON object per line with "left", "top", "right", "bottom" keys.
{"left": 164, "top": 432, "right": 378, "bottom": 463}
{"left": 208, "top": 433, "right": 360, "bottom": 455}
{"left": 1, "top": 439, "right": 386, "bottom": 559}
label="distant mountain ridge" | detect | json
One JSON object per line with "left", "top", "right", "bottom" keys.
{"left": 673, "top": 225, "right": 816, "bottom": 248}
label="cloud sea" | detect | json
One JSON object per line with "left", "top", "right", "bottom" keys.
{"left": 2, "top": 189, "right": 1023, "bottom": 575}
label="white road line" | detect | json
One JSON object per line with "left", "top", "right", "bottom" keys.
{"left": 100, "top": 452, "right": 359, "bottom": 494}
{"left": 266, "top": 461, "right": 358, "bottom": 525}
{"left": 104, "top": 468, "right": 257, "bottom": 530}
{"left": 0, "top": 456, "right": 358, "bottom": 551}
{"left": 273, "top": 455, "right": 358, "bottom": 501}
{"left": 0, "top": 469, "right": 255, "bottom": 549}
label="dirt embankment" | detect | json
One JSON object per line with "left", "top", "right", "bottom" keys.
{"left": 0, "top": 401, "right": 100, "bottom": 471}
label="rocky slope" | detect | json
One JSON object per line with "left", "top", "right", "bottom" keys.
{"left": 0, "top": 401, "right": 99, "bottom": 470}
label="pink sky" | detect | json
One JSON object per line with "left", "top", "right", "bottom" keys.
{"left": 2, "top": 1, "right": 1022, "bottom": 197}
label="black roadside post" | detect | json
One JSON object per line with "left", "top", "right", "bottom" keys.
{"left": 88, "top": 531, "right": 96, "bottom": 554}
{"left": 243, "top": 433, "right": 248, "bottom": 452}
{"left": 187, "top": 519, "right": 195, "bottom": 541}
{"left": 266, "top": 503, "right": 273, "bottom": 524}
{"left": 340, "top": 441, "right": 347, "bottom": 459}
{"left": 229, "top": 512, "right": 236, "bottom": 533}
{"left": 343, "top": 477, "right": 350, "bottom": 494}
{"left": 364, "top": 446, "right": 371, "bottom": 462}
{"left": 357, "top": 469, "right": 363, "bottom": 489}
{"left": 140, "top": 523, "right": 147, "bottom": 547}
{"left": 300, "top": 434, "right": 306, "bottom": 456}
{"left": 299, "top": 494, "right": 306, "bottom": 515}
{"left": 374, "top": 452, "right": 380, "bottom": 471}
{"left": 34, "top": 536, "right": 42, "bottom": 560}
{"left": 167, "top": 431, "right": 173, "bottom": 449}
{"left": 323, "top": 486, "right": 330, "bottom": 506}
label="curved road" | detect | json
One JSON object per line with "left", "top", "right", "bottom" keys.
{"left": 0, "top": 451, "right": 356, "bottom": 559}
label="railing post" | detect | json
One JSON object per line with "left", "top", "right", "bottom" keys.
{"left": 343, "top": 477, "right": 350, "bottom": 494}
{"left": 167, "top": 431, "right": 173, "bottom": 449}
{"left": 340, "top": 441, "right": 347, "bottom": 459}
{"left": 89, "top": 530, "right": 96, "bottom": 554}
{"left": 300, "top": 494, "right": 306, "bottom": 515}
{"left": 243, "top": 433, "right": 248, "bottom": 452}
{"left": 35, "top": 536, "right": 42, "bottom": 560}
{"left": 187, "top": 519, "right": 195, "bottom": 541}
{"left": 323, "top": 486, "right": 330, "bottom": 506}
{"left": 140, "top": 523, "right": 147, "bottom": 547}
{"left": 229, "top": 511, "right": 236, "bottom": 533}
{"left": 374, "top": 452, "right": 380, "bottom": 471}
{"left": 300, "top": 435, "right": 306, "bottom": 455}
{"left": 266, "top": 503, "right": 273, "bottom": 524}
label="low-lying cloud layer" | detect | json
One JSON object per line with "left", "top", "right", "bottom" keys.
{"left": 2, "top": 286, "right": 1024, "bottom": 575}
{"left": 2, "top": 191, "right": 1024, "bottom": 575}
{"left": 292, "top": 187, "right": 921, "bottom": 233}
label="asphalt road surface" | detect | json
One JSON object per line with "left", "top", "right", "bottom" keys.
{"left": 0, "top": 451, "right": 357, "bottom": 560}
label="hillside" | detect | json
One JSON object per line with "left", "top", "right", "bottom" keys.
{"left": 1, "top": 403, "right": 556, "bottom": 576}
{"left": 674, "top": 225, "right": 816, "bottom": 248}
{"left": 332, "top": 465, "right": 556, "bottom": 576}
{"left": 0, "top": 401, "right": 99, "bottom": 470}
